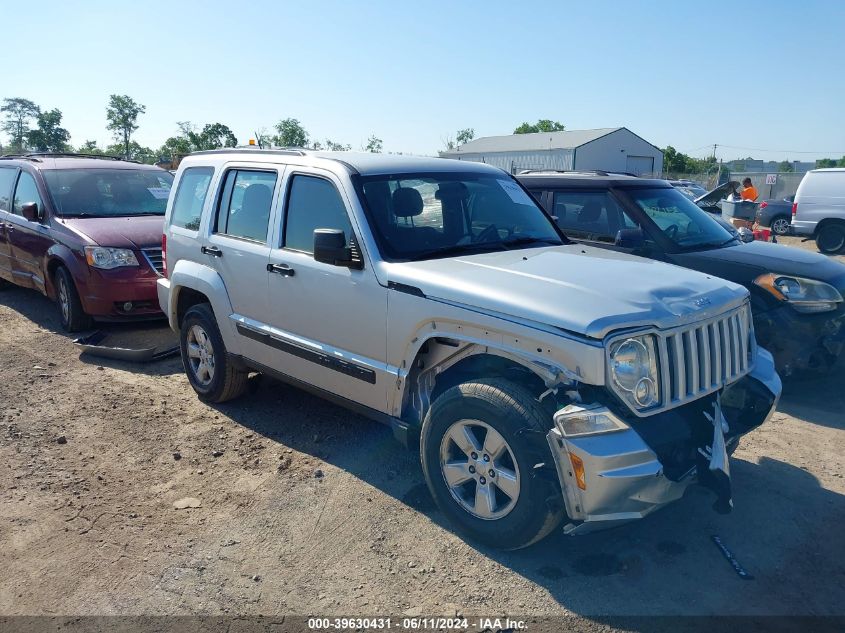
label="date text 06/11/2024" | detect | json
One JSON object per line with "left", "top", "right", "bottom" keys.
{"left": 307, "top": 617, "right": 527, "bottom": 630}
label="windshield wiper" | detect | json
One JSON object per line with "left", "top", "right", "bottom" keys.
{"left": 501, "top": 236, "right": 562, "bottom": 249}
{"left": 410, "top": 242, "right": 507, "bottom": 260}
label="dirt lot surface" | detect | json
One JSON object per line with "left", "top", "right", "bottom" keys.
{"left": 1, "top": 240, "right": 844, "bottom": 628}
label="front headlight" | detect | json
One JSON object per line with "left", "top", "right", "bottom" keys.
{"left": 754, "top": 273, "right": 843, "bottom": 314}
{"left": 84, "top": 247, "right": 139, "bottom": 270}
{"left": 608, "top": 334, "right": 660, "bottom": 409}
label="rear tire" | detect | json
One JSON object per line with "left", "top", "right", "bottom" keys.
{"left": 816, "top": 224, "right": 845, "bottom": 255}
{"left": 54, "top": 266, "right": 92, "bottom": 332}
{"left": 180, "top": 303, "right": 248, "bottom": 403}
{"left": 769, "top": 215, "right": 791, "bottom": 236}
{"left": 420, "top": 378, "right": 563, "bottom": 550}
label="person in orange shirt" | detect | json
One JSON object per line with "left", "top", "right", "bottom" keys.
{"left": 740, "top": 177, "right": 759, "bottom": 201}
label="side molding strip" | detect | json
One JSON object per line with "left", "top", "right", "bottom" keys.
{"left": 235, "top": 323, "right": 376, "bottom": 384}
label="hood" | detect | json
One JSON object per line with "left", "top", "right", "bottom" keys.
{"left": 58, "top": 215, "right": 165, "bottom": 249}
{"left": 695, "top": 181, "right": 739, "bottom": 207}
{"left": 384, "top": 244, "right": 749, "bottom": 339}
{"left": 677, "top": 240, "right": 845, "bottom": 284}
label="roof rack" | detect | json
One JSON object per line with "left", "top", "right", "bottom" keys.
{"left": 0, "top": 152, "right": 137, "bottom": 163}
{"left": 517, "top": 169, "right": 644, "bottom": 178}
{"left": 190, "top": 148, "right": 309, "bottom": 157}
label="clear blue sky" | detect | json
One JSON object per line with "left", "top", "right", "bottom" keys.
{"left": 4, "top": 0, "right": 845, "bottom": 161}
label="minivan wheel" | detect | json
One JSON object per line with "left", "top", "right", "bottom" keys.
{"left": 420, "top": 378, "right": 563, "bottom": 550}
{"left": 816, "top": 224, "right": 845, "bottom": 254}
{"left": 770, "top": 216, "right": 791, "bottom": 236}
{"left": 180, "top": 303, "right": 248, "bottom": 403}
{"left": 54, "top": 266, "right": 92, "bottom": 332}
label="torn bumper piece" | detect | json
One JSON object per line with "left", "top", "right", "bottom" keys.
{"left": 546, "top": 348, "right": 781, "bottom": 535}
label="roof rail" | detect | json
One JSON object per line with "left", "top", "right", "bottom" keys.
{"left": 1, "top": 154, "right": 43, "bottom": 162}
{"left": 190, "top": 148, "right": 309, "bottom": 157}
{"left": 518, "top": 169, "right": 611, "bottom": 177}
{"left": 25, "top": 152, "right": 132, "bottom": 161}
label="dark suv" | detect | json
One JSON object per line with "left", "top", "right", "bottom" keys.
{"left": 517, "top": 171, "right": 845, "bottom": 374}
{"left": 0, "top": 153, "right": 173, "bottom": 331}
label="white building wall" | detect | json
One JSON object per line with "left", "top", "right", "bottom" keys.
{"left": 573, "top": 129, "right": 663, "bottom": 176}
{"left": 448, "top": 149, "right": 575, "bottom": 173}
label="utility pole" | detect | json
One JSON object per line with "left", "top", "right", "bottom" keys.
{"left": 712, "top": 144, "right": 718, "bottom": 160}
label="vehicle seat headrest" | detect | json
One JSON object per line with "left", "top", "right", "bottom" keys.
{"left": 392, "top": 187, "right": 424, "bottom": 217}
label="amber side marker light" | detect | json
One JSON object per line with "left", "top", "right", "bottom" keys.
{"left": 569, "top": 453, "right": 587, "bottom": 490}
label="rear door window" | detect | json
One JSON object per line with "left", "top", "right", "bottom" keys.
{"left": 214, "top": 170, "right": 277, "bottom": 242}
{"left": 171, "top": 167, "right": 213, "bottom": 230}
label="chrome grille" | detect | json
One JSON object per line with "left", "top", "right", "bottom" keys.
{"left": 659, "top": 302, "right": 754, "bottom": 408}
{"left": 141, "top": 248, "right": 164, "bottom": 276}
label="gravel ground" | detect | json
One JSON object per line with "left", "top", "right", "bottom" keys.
{"left": 0, "top": 258, "right": 843, "bottom": 628}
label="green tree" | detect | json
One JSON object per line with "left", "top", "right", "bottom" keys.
{"left": 456, "top": 128, "right": 474, "bottom": 145}
{"left": 364, "top": 135, "right": 383, "bottom": 153}
{"left": 1, "top": 97, "right": 40, "bottom": 152}
{"left": 816, "top": 158, "right": 837, "bottom": 168}
{"left": 778, "top": 160, "right": 794, "bottom": 173}
{"left": 273, "top": 118, "right": 309, "bottom": 147}
{"left": 26, "top": 108, "right": 71, "bottom": 152}
{"left": 324, "top": 139, "right": 351, "bottom": 151}
{"left": 513, "top": 119, "right": 565, "bottom": 134}
{"left": 77, "top": 140, "right": 106, "bottom": 155}
{"left": 106, "top": 94, "right": 146, "bottom": 159}
{"left": 106, "top": 140, "right": 156, "bottom": 164}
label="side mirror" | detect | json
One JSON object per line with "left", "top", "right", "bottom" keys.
{"left": 615, "top": 227, "right": 646, "bottom": 249}
{"left": 21, "top": 202, "right": 41, "bottom": 222}
{"left": 313, "top": 228, "right": 362, "bottom": 268}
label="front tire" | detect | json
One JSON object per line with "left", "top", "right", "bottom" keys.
{"left": 816, "top": 224, "right": 845, "bottom": 254}
{"left": 420, "top": 378, "right": 563, "bottom": 550}
{"left": 180, "top": 303, "right": 248, "bottom": 403}
{"left": 54, "top": 266, "right": 92, "bottom": 332}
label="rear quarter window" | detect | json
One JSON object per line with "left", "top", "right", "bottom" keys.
{"left": 171, "top": 167, "right": 214, "bottom": 230}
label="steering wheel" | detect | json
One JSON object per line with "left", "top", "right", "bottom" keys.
{"left": 665, "top": 224, "right": 679, "bottom": 240}
{"left": 474, "top": 224, "right": 500, "bottom": 243}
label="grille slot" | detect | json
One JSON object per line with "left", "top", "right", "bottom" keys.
{"left": 659, "top": 303, "right": 753, "bottom": 408}
{"left": 141, "top": 248, "right": 164, "bottom": 276}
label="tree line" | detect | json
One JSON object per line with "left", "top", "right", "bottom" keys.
{"left": 0, "top": 95, "right": 390, "bottom": 163}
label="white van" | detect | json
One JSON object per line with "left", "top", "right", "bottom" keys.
{"left": 791, "top": 168, "right": 845, "bottom": 254}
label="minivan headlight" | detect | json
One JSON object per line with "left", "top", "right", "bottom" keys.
{"left": 608, "top": 335, "right": 660, "bottom": 409}
{"left": 754, "top": 273, "right": 843, "bottom": 314}
{"left": 84, "top": 246, "right": 139, "bottom": 269}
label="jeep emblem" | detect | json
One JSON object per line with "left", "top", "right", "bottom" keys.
{"left": 694, "top": 297, "right": 711, "bottom": 308}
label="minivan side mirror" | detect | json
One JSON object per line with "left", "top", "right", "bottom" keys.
{"left": 21, "top": 202, "right": 41, "bottom": 222}
{"left": 615, "top": 227, "right": 646, "bottom": 249}
{"left": 313, "top": 228, "right": 363, "bottom": 269}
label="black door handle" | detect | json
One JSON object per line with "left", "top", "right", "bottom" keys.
{"left": 201, "top": 245, "right": 223, "bottom": 257}
{"left": 267, "top": 263, "right": 295, "bottom": 277}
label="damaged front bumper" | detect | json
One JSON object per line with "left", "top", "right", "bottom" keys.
{"left": 546, "top": 348, "right": 782, "bottom": 535}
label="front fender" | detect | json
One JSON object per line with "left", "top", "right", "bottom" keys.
{"left": 44, "top": 244, "right": 86, "bottom": 299}
{"left": 164, "top": 260, "right": 240, "bottom": 354}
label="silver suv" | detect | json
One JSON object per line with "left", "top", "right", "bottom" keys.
{"left": 157, "top": 149, "right": 781, "bottom": 548}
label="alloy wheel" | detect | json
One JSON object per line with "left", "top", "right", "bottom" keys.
{"left": 439, "top": 419, "right": 520, "bottom": 520}
{"left": 771, "top": 218, "right": 790, "bottom": 235}
{"left": 57, "top": 277, "right": 70, "bottom": 324}
{"left": 186, "top": 324, "right": 216, "bottom": 386}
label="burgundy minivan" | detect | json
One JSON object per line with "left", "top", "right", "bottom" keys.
{"left": 0, "top": 154, "right": 174, "bottom": 331}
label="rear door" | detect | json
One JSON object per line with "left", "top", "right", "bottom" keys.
{"left": 8, "top": 170, "right": 53, "bottom": 292}
{"left": 202, "top": 163, "right": 282, "bottom": 365}
{"left": 0, "top": 166, "right": 18, "bottom": 282}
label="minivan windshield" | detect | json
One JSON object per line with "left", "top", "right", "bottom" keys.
{"left": 628, "top": 187, "right": 736, "bottom": 249}
{"left": 44, "top": 168, "right": 174, "bottom": 217}
{"left": 357, "top": 172, "right": 564, "bottom": 260}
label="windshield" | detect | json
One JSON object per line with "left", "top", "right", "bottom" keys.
{"left": 628, "top": 187, "right": 735, "bottom": 249}
{"left": 44, "top": 168, "right": 174, "bottom": 217}
{"left": 357, "top": 172, "right": 564, "bottom": 260}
